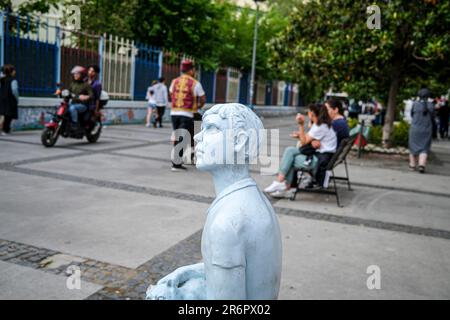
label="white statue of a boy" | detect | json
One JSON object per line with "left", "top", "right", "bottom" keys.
{"left": 146, "top": 103, "right": 282, "bottom": 300}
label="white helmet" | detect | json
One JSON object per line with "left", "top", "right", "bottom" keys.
{"left": 71, "top": 66, "right": 87, "bottom": 76}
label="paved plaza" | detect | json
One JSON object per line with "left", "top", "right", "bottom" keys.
{"left": 0, "top": 116, "right": 449, "bottom": 300}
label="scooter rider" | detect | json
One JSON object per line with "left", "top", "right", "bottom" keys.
{"left": 69, "top": 66, "right": 93, "bottom": 129}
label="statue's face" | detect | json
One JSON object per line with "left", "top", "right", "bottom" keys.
{"left": 194, "top": 113, "right": 230, "bottom": 171}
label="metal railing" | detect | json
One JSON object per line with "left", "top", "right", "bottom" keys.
{"left": 0, "top": 11, "right": 300, "bottom": 106}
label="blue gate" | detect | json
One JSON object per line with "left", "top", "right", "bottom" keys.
{"left": 265, "top": 81, "right": 272, "bottom": 106}
{"left": 133, "top": 43, "right": 161, "bottom": 100}
{"left": 3, "top": 13, "right": 58, "bottom": 96}
{"left": 200, "top": 69, "right": 215, "bottom": 103}
{"left": 239, "top": 72, "right": 249, "bottom": 105}
{"left": 284, "top": 82, "right": 290, "bottom": 106}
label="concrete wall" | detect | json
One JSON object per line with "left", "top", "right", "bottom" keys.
{"left": 11, "top": 98, "right": 298, "bottom": 131}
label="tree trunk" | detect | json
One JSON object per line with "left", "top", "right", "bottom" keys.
{"left": 382, "top": 64, "right": 401, "bottom": 147}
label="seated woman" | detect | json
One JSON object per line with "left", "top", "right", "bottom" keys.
{"left": 324, "top": 99, "right": 350, "bottom": 148}
{"left": 264, "top": 103, "right": 337, "bottom": 197}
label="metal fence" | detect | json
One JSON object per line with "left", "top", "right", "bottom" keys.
{"left": 2, "top": 13, "right": 59, "bottom": 96}
{"left": 0, "top": 11, "right": 300, "bottom": 106}
{"left": 61, "top": 30, "right": 100, "bottom": 90}
{"left": 102, "top": 35, "right": 134, "bottom": 99}
{"left": 215, "top": 68, "right": 227, "bottom": 104}
{"left": 277, "top": 81, "right": 286, "bottom": 106}
{"left": 256, "top": 79, "right": 266, "bottom": 105}
{"left": 134, "top": 43, "right": 161, "bottom": 100}
{"left": 201, "top": 69, "right": 216, "bottom": 103}
{"left": 226, "top": 67, "right": 240, "bottom": 103}
{"left": 239, "top": 72, "right": 249, "bottom": 105}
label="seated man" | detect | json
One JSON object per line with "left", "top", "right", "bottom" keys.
{"left": 68, "top": 66, "right": 93, "bottom": 129}
{"left": 147, "top": 103, "right": 282, "bottom": 300}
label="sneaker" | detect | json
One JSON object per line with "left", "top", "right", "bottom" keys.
{"left": 299, "top": 175, "right": 313, "bottom": 188}
{"left": 145, "top": 123, "right": 151, "bottom": 128}
{"left": 171, "top": 165, "right": 188, "bottom": 172}
{"left": 270, "top": 188, "right": 296, "bottom": 199}
{"left": 418, "top": 166, "right": 425, "bottom": 174}
{"left": 0, "top": 132, "right": 6, "bottom": 136}
{"left": 264, "top": 181, "right": 287, "bottom": 193}
{"left": 305, "top": 183, "right": 322, "bottom": 190}
{"left": 91, "top": 123, "right": 101, "bottom": 135}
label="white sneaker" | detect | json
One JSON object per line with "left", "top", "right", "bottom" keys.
{"left": 270, "top": 188, "right": 296, "bottom": 199}
{"left": 264, "top": 181, "right": 286, "bottom": 193}
{"left": 0, "top": 132, "right": 6, "bottom": 136}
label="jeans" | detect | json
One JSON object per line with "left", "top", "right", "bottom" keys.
{"left": 279, "top": 147, "right": 319, "bottom": 186}
{"left": 69, "top": 103, "right": 87, "bottom": 124}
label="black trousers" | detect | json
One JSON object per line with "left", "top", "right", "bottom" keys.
{"left": 2, "top": 115, "right": 13, "bottom": 133}
{"left": 315, "top": 152, "right": 334, "bottom": 187}
{"left": 156, "top": 106, "right": 166, "bottom": 127}
{"left": 171, "top": 115, "right": 194, "bottom": 166}
{"left": 439, "top": 117, "right": 449, "bottom": 138}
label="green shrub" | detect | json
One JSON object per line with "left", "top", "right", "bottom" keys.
{"left": 391, "top": 120, "right": 410, "bottom": 147}
{"left": 368, "top": 125, "right": 383, "bottom": 145}
{"left": 347, "top": 118, "right": 359, "bottom": 129}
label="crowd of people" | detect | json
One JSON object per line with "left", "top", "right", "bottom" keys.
{"left": 348, "top": 98, "right": 385, "bottom": 125}
{"left": 3, "top": 60, "right": 450, "bottom": 179}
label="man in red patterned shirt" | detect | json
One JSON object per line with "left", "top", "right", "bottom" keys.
{"left": 169, "top": 60, "right": 206, "bottom": 171}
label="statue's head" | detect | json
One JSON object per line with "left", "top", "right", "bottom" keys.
{"left": 194, "top": 103, "right": 264, "bottom": 172}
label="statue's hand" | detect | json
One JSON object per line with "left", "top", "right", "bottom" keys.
{"left": 157, "top": 263, "right": 204, "bottom": 288}
{"left": 146, "top": 282, "right": 177, "bottom": 300}
{"left": 146, "top": 263, "right": 206, "bottom": 300}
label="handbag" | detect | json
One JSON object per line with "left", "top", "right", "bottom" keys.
{"left": 299, "top": 143, "right": 316, "bottom": 156}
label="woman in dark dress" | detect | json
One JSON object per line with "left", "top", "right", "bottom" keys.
{"left": 409, "top": 88, "right": 435, "bottom": 173}
{"left": 0, "top": 64, "right": 19, "bottom": 135}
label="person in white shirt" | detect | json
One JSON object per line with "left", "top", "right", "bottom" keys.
{"left": 151, "top": 77, "right": 169, "bottom": 128}
{"left": 145, "top": 80, "right": 158, "bottom": 128}
{"left": 264, "top": 103, "right": 337, "bottom": 197}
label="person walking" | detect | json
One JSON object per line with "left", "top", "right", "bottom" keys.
{"left": 0, "top": 64, "right": 19, "bottom": 135}
{"left": 146, "top": 80, "right": 158, "bottom": 128}
{"left": 437, "top": 96, "right": 449, "bottom": 139}
{"left": 152, "top": 77, "right": 169, "bottom": 128}
{"left": 409, "top": 88, "right": 435, "bottom": 173}
{"left": 169, "top": 60, "right": 206, "bottom": 171}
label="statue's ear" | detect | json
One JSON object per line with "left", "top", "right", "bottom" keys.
{"left": 234, "top": 130, "right": 249, "bottom": 155}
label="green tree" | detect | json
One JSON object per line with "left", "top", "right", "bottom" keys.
{"left": 270, "top": 0, "right": 450, "bottom": 145}
{"left": 62, "top": 0, "right": 138, "bottom": 38}
{"left": 216, "top": 4, "right": 287, "bottom": 77}
{"left": 0, "top": 0, "right": 61, "bottom": 15}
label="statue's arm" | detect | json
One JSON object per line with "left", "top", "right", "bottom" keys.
{"left": 207, "top": 220, "right": 247, "bottom": 300}
{"left": 157, "top": 262, "right": 205, "bottom": 287}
